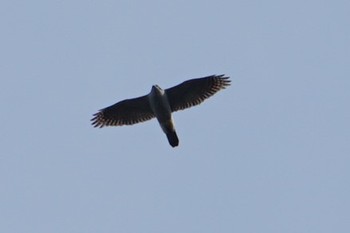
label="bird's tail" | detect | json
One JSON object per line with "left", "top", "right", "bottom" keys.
{"left": 166, "top": 131, "right": 179, "bottom": 147}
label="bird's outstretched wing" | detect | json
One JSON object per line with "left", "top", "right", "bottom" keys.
{"left": 165, "top": 74, "right": 231, "bottom": 112}
{"left": 91, "top": 95, "right": 154, "bottom": 127}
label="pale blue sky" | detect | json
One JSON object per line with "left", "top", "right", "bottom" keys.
{"left": 1, "top": 0, "right": 349, "bottom": 232}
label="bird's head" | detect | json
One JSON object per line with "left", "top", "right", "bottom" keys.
{"left": 151, "top": 85, "right": 164, "bottom": 95}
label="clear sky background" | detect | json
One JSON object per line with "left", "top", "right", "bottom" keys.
{"left": 1, "top": 0, "right": 349, "bottom": 232}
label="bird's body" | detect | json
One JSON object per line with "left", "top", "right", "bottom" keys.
{"left": 91, "top": 74, "right": 230, "bottom": 147}
{"left": 148, "top": 85, "right": 179, "bottom": 147}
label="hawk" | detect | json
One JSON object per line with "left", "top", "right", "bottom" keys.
{"left": 91, "top": 74, "right": 231, "bottom": 147}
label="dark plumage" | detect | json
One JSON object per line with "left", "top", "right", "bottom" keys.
{"left": 91, "top": 74, "right": 231, "bottom": 147}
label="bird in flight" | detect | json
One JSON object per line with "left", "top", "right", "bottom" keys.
{"left": 91, "top": 74, "right": 231, "bottom": 147}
